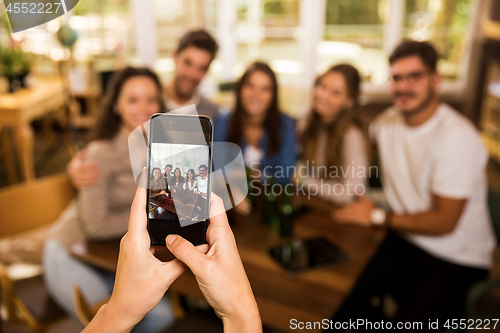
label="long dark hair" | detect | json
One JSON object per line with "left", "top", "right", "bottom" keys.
{"left": 186, "top": 169, "right": 196, "bottom": 184}
{"left": 150, "top": 167, "right": 162, "bottom": 180}
{"left": 302, "top": 64, "right": 362, "bottom": 174}
{"left": 227, "top": 61, "right": 281, "bottom": 156}
{"left": 90, "top": 67, "right": 166, "bottom": 141}
{"left": 173, "top": 168, "right": 183, "bottom": 181}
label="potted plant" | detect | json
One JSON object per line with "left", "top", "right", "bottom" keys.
{"left": 0, "top": 43, "right": 31, "bottom": 92}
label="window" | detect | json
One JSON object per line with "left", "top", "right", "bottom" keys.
{"left": 403, "top": 0, "right": 475, "bottom": 80}
{"left": 235, "top": 0, "right": 302, "bottom": 84}
{"left": 3, "top": 0, "right": 134, "bottom": 63}
{"left": 321, "top": 0, "right": 389, "bottom": 84}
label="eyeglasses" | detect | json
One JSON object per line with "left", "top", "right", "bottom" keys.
{"left": 390, "top": 70, "right": 430, "bottom": 84}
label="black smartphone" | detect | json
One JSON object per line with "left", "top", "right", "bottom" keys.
{"left": 267, "top": 237, "right": 349, "bottom": 276}
{"left": 146, "top": 114, "right": 213, "bottom": 246}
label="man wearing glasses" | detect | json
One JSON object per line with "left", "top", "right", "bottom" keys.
{"left": 193, "top": 164, "right": 209, "bottom": 221}
{"left": 195, "top": 164, "right": 209, "bottom": 198}
{"left": 328, "top": 41, "right": 495, "bottom": 330}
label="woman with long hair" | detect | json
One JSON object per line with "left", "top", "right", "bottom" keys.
{"left": 215, "top": 61, "right": 296, "bottom": 176}
{"left": 214, "top": 61, "right": 296, "bottom": 214}
{"left": 170, "top": 167, "right": 185, "bottom": 186}
{"left": 300, "top": 64, "right": 368, "bottom": 204}
{"left": 43, "top": 67, "right": 175, "bottom": 332}
{"left": 183, "top": 168, "right": 198, "bottom": 192}
{"left": 150, "top": 167, "right": 168, "bottom": 197}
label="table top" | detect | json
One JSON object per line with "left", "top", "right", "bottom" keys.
{"left": 0, "top": 78, "right": 64, "bottom": 111}
{"left": 150, "top": 190, "right": 200, "bottom": 219}
{"left": 0, "top": 77, "right": 65, "bottom": 126}
{"left": 70, "top": 197, "right": 386, "bottom": 332}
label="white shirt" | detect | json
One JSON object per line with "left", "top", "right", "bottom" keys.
{"left": 243, "top": 144, "right": 264, "bottom": 167}
{"left": 370, "top": 103, "right": 495, "bottom": 269}
{"left": 196, "top": 176, "right": 209, "bottom": 194}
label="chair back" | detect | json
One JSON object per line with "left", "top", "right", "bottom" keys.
{"left": 0, "top": 174, "right": 75, "bottom": 238}
{"left": 72, "top": 284, "right": 92, "bottom": 326}
{"left": 0, "top": 174, "right": 75, "bottom": 326}
{"left": 72, "top": 284, "right": 109, "bottom": 327}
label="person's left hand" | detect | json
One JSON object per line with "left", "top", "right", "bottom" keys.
{"left": 331, "top": 195, "right": 375, "bottom": 227}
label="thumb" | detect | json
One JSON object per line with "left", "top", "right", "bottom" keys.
{"left": 166, "top": 235, "right": 208, "bottom": 276}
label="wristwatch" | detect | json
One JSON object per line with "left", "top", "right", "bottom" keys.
{"left": 370, "top": 208, "right": 387, "bottom": 227}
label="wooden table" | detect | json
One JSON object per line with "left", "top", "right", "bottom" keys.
{"left": 150, "top": 190, "right": 200, "bottom": 219}
{"left": 70, "top": 198, "right": 385, "bottom": 332}
{"left": 0, "top": 78, "right": 65, "bottom": 181}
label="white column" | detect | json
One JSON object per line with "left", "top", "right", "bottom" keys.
{"left": 383, "top": 0, "right": 404, "bottom": 56}
{"left": 218, "top": 0, "right": 237, "bottom": 82}
{"left": 130, "top": 0, "right": 158, "bottom": 67}
{"left": 300, "top": 0, "right": 326, "bottom": 89}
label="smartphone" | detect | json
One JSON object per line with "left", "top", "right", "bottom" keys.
{"left": 146, "top": 114, "right": 213, "bottom": 246}
{"left": 267, "top": 237, "right": 349, "bottom": 276}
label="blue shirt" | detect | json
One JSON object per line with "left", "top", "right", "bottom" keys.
{"left": 214, "top": 112, "right": 297, "bottom": 183}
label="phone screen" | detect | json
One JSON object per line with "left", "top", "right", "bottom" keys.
{"left": 146, "top": 115, "right": 212, "bottom": 246}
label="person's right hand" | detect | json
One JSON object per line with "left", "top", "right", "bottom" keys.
{"left": 67, "top": 149, "right": 101, "bottom": 189}
{"left": 166, "top": 195, "right": 262, "bottom": 333}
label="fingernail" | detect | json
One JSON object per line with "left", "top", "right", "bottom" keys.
{"left": 166, "top": 234, "right": 177, "bottom": 246}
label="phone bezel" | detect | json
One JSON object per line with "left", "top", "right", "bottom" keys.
{"left": 146, "top": 113, "right": 213, "bottom": 246}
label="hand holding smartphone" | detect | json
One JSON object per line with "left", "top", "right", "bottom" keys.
{"left": 84, "top": 185, "right": 262, "bottom": 333}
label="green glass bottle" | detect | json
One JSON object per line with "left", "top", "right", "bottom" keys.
{"left": 279, "top": 187, "right": 294, "bottom": 238}
{"left": 263, "top": 177, "right": 280, "bottom": 227}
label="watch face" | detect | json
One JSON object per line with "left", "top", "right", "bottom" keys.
{"left": 371, "top": 209, "right": 386, "bottom": 225}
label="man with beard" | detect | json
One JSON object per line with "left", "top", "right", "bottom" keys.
{"left": 68, "top": 31, "right": 219, "bottom": 189}
{"left": 163, "top": 30, "right": 220, "bottom": 120}
{"left": 327, "top": 41, "right": 495, "bottom": 331}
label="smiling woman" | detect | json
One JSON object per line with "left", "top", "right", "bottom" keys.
{"left": 214, "top": 61, "right": 297, "bottom": 215}
{"left": 42, "top": 67, "right": 176, "bottom": 333}
{"left": 91, "top": 67, "right": 166, "bottom": 141}
{"left": 299, "top": 64, "right": 369, "bottom": 206}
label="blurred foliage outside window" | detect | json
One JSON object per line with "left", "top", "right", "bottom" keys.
{"left": 0, "top": 0, "right": 477, "bottom": 85}
{"left": 0, "top": 0, "right": 134, "bottom": 68}
{"left": 404, "top": 0, "right": 475, "bottom": 80}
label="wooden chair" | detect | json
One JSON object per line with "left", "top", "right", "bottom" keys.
{"left": 0, "top": 124, "right": 19, "bottom": 185}
{"left": 72, "top": 285, "right": 108, "bottom": 327}
{"left": 71, "top": 286, "right": 187, "bottom": 328}
{"left": 0, "top": 174, "right": 76, "bottom": 332}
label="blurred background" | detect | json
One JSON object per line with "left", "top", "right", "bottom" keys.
{"left": 0, "top": 0, "right": 500, "bottom": 332}
{"left": 0, "top": 0, "right": 497, "bottom": 182}
{"left": 0, "top": 0, "right": 498, "bottom": 183}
